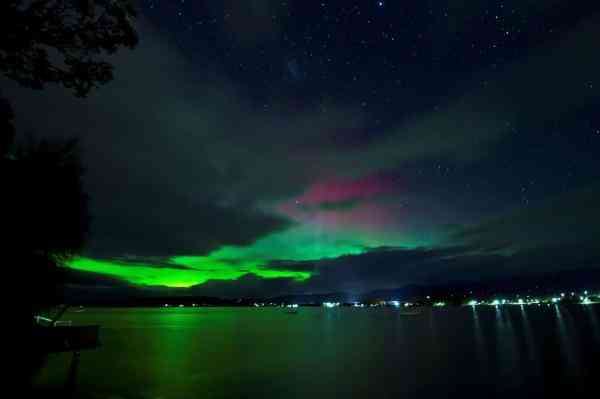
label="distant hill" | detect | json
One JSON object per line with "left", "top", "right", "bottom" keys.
{"left": 63, "top": 267, "right": 600, "bottom": 306}
{"left": 270, "top": 267, "right": 600, "bottom": 304}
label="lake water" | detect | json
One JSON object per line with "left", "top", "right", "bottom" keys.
{"left": 34, "top": 305, "right": 600, "bottom": 398}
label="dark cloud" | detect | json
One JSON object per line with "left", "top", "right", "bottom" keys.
{"left": 86, "top": 256, "right": 193, "bottom": 270}
{"left": 58, "top": 182, "right": 600, "bottom": 298}
{"left": 187, "top": 273, "right": 300, "bottom": 299}
{"left": 2, "top": 9, "right": 599, "bottom": 298}
{"left": 259, "top": 242, "right": 599, "bottom": 296}
{"left": 64, "top": 269, "right": 135, "bottom": 289}
{"left": 348, "top": 15, "right": 600, "bottom": 170}
{"left": 70, "top": 239, "right": 600, "bottom": 299}
{"left": 2, "top": 20, "right": 301, "bottom": 258}
{"left": 282, "top": 246, "right": 487, "bottom": 293}
{"left": 454, "top": 182, "right": 600, "bottom": 252}
{"left": 86, "top": 196, "right": 292, "bottom": 257}
{"left": 265, "top": 260, "right": 317, "bottom": 272}
{"left": 300, "top": 198, "right": 361, "bottom": 213}
{"left": 258, "top": 183, "right": 600, "bottom": 295}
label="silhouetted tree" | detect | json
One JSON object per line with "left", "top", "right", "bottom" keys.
{"left": 0, "top": 1, "right": 138, "bottom": 386}
{"left": 5, "top": 138, "right": 90, "bottom": 383}
{"left": 1, "top": 0, "right": 138, "bottom": 97}
{"left": 10, "top": 138, "right": 89, "bottom": 259}
{"left": 1, "top": 1, "right": 138, "bottom": 159}
{"left": 7, "top": 137, "right": 89, "bottom": 314}
{"left": 0, "top": 98, "right": 15, "bottom": 156}
{"left": 1, "top": 0, "right": 138, "bottom": 299}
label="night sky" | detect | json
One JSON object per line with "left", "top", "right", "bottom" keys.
{"left": 3, "top": 0, "right": 600, "bottom": 297}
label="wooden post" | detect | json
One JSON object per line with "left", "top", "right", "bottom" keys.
{"left": 65, "top": 351, "right": 80, "bottom": 396}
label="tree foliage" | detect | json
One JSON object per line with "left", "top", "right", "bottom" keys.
{"left": 0, "top": 0, "right": 138, "bottom": 98}
{"left": 0, "top": 2, "right": 138, "bottom": 316}
{"left": 4, "top": 138, "right": 90, "bottom": 320}
{"left": 0, "top": 98, "right": 15, "bottom": 156}
{"left": 8, "top": 138, "right": 90, "bottom": 258}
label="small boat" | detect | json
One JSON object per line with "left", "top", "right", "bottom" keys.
{"left": 285, "top": 304, "right": 299, "bottom": 314}
{"left": 32, "top": 305, "right": 101, "bottom": 393}
{"left": 398, "top": 310, "right": 422, "bottom": 316}
{"left": 33, "top": 305, "right": 101, "bottom": 353}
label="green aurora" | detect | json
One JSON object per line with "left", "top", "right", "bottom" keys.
{"left": 67, "top": 256, "right": 311, "bottom": 288}
{"left": 66, "top": 225, "right": 435, "bottom": 288}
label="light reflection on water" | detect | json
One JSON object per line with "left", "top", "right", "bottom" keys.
{"left": 472, "top": 306, "right": 488, "bottom": 374}
{"left": 519, "top": 305, "right": 539, "bottom": 378}
{"left": 554, "top": 305, "right": 583, "bottom": 383}
{"left": 494, "top": 305, "right": 519, "bottom": 388}
{"left": 34, "top": 306, "right": 600, "bottom": 398}
{"left": 587, "top": 305, "right": 600, "bottom": 342}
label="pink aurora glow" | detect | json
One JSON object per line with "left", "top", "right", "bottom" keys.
{"left": 277, "top": 174, "right": 402, "bottom": 232}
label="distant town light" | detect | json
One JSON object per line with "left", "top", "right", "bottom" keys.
{"left": 582, "top": 297, "right": 592, "bottom": 305}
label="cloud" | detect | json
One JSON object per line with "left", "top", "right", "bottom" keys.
{"left": 454, "top": 182, "right": 600, "bottom": 253}
{"left": 85, "top": 195, "right": 292, "bottom": 257}
{"left": 65, "top": 238, "right": 600, "bottom": 298}
{"left": 259, "top": 181, "right": 600, "bottom": 294}
{"left": 187, "top": 273, "right": 300, "bottom": 298}
{"left": 313, "top": 199, "right": 361, "bottom": 212}
{"left": 60, "top": 182, "right": 600, "bottom": 297}
{"left": 2, "top": 19, "right": 306, "bottom": 258}
{"left": 343, "top": 15, "right": 600, "bottom": 170}
{"left": 2, "top": 12, "right": 599, "bottom": 276}
{"left": 261, "top": 246, "right": 471, "bottom": 294}
{"left": 260, "top": 242, "right": 600, "bottom": 296}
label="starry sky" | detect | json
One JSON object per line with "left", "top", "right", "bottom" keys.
{"left": 3, "top": 0, "right": 600, "bottom": 297}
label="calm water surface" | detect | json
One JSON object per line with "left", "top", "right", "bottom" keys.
{"left": 35, "top": 306, "right": 600, "bottom": 398}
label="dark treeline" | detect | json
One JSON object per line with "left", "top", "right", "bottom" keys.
{"left": 58, "top": 267, "right": 600, "bottom": 307}
{"left": 1, "top": 0, "right": 139, "bottom": 385}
